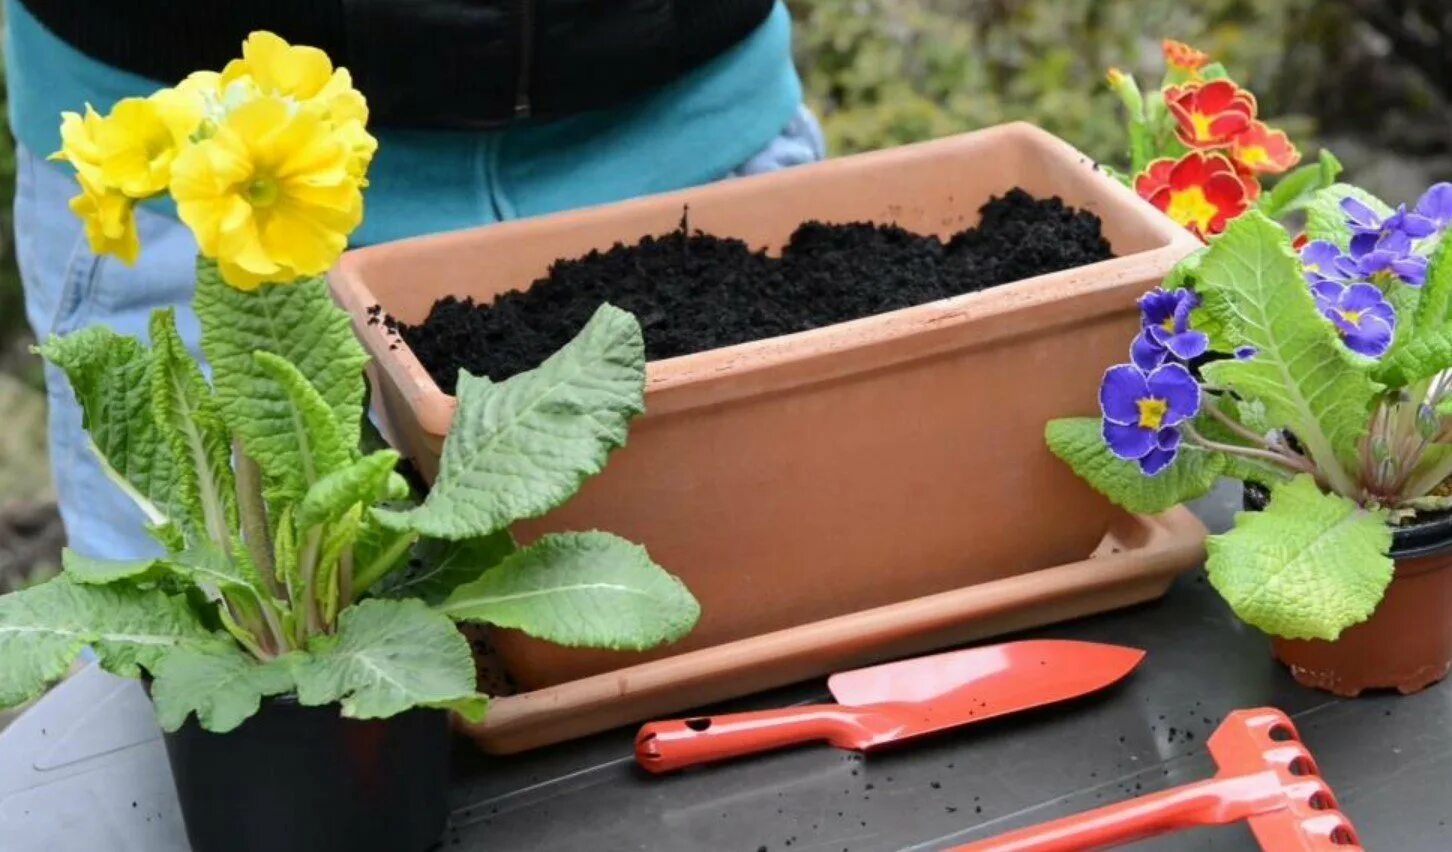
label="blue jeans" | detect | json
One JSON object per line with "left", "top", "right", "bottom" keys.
{"left": 17, "top": 108, "right": 825, "bottom": 560}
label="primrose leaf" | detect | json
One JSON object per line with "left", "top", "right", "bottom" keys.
{"left": 1195, "top": 212, "right": 1377, "bottom": 478}
{"left": 439, "top": 531, "right": 699, "bottom": 651}
{"left": 37, "top": 327, "right": 186, "bottom": 528}
{"left": 150, "top": 643, "right": 294, "bottom": 733}
{"left": 1379, "top": 283, "right": 1423, "bottom": 366}
{"left": 375, "top": 530, "right": 515, "bottom": 606}
{"left": 0, "top": 576, "right": 216, "bottom": 707}
{"left": 1304, "top": 184, "right": 1391, "bottom": 250}
{"left": 375, "top": 304, "right": 645, "bottom": 540}
{"left": 289, "top": 598, "right": 484, "bottom": 720}
{"left": 1413, "top": 236, "right": 1452, "bottom": 333}
{"left": 61, "top": 549, "right": 165, "bottom": 585}
{"left": 169, "top": 543, "right": 271, "bottom": 600}
{"left": 149, "top": 310, "right": 236, "bottom": 539}
{"left": 1259, "top": 150, "right": 1343, "bottom": 220}
{"left": 1045, "top": 417, "right": 1223, "bottom": 513}
{"left": 195, "top": 260, "right": 368, "bottom": 500}
{"left": 297, "top": 450, "right": 400, "bottom": 531}
{"left": 1207, "top": 475, "right": 1392, "bottom": 640}
{"left": 250, "top": 350, "right": 352, "bottom": 496}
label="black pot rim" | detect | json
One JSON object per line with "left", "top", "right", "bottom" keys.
{"left": 1242, "top": 483, "right": 1452, "bottom": 560}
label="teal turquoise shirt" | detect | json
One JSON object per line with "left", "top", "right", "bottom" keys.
{"left": 4, "top": 0, "right": 802, "bottom": 245}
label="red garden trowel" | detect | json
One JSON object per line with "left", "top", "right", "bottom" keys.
{"left": 951, "top": 708, "right": 1362, "bottom": 851}
{"left": 635, "top": 639, "right": 1144, "bottom": 773}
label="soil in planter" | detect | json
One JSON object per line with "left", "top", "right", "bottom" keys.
{"left": 388, "top": 189, "right": 1113, "bottom": 390}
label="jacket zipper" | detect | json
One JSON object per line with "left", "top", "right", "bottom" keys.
{"left": 514, "top": 0, "right": 534, "bottom": 119}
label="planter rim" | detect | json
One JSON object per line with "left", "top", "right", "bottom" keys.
{"left": 331, "top": 122, "right": 1201, "bottom": 437}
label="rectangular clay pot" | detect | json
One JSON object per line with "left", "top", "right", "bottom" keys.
{"left": 330, "top": 123, "right": 1201, "bottom": 692}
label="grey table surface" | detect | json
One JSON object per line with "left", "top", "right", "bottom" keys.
{"left": 3, "top": 485, "right": 1450, "bottom": 852}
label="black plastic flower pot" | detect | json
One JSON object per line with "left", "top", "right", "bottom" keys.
{"left": 160, "top": 696, "right": 451, "bottom": 852}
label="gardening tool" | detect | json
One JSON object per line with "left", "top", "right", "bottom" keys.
{"left": 634, "top": 639, "right": 1144, "bottom": 773}
{"left": 950, "top": 708, "right": 1361, "bottom": 851}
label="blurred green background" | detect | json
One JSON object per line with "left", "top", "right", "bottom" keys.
{"left": 2, "top": 0, "right": 1451, "bottom": 585}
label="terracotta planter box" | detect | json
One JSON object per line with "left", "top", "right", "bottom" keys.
{"left": 331, "top": 122, "right": 1201, "bottom": 692}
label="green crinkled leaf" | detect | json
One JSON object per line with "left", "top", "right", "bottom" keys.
{"left": 273, "top": 505, "right": 301, "bottom": 603}
{"left": 250, "top": 350, "right": 352, "bottom": 496}
{"left": 1380, "top": 282, "right": 1423, "bottom": 365}
{"left": 149, "top": 310, "right": 236, "bottom": 541}
{"left": 1195, "top": 212, "right": 1376, "bottom": 479}
{"left": 37, "top": 327, "right": 186, "bottom": 527}
{"left": 1304, "top": 184, "right": 1391, "bottom": 250}
{"left": 376, "top": 304, "right": 646, "bottom": 540}
{"left": 376, "top": 530, "right": 515, "bottom": 606}
{"left": 1413, "top": 235, "right": 1452, "bottom": 332}
{"left": 61, "top": 549, "right": 164, "bottom": 585}
{"left": 315, "top": 505, "right": 363, "bottom": 623}
{"left": 289, "top": 598, "right": 483, "bottom": 720}
{"left": 440, "top": 531, "right": 699, "bottom": 651}
{"left": 195, "top": 260, "right": 368, "bottom": 499}
{"left": 0, "top": 576, "right": 216, "bottom": 707}
{"left": 1206, "top": 475, "right": 1393, "bottom": 640}
{"left": 1045, "top": 417, "right": 1223, "bottom": 514}
{"left": 297, "top": 450, "right": 400, "bottom": 531}
{"left": 1375, "top": 238, "right": 1452, "bottom": 387}
{"left": 170, "top": 543, "right": 270, "bottom": 600}
{"left": 150, "top": 643, "right": 294, "bottom": 733}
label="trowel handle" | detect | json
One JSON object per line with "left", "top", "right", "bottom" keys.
{"left": 949, "top": 772, "right": 1290, "bottom": 852}
{"left": 634, "top": 704, "right": 896, "bottom": 774}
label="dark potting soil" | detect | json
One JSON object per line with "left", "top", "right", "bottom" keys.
{"left": 388, "top": 189, "right": 1113, "bottom": 391}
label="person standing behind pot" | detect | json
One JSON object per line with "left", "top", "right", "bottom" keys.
{"left": 7, "top": 0, "right": 824, "bottom": 561}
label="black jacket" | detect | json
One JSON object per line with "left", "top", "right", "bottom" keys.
{"left": 19, "top": 0, "right": 776, "bottom": 128}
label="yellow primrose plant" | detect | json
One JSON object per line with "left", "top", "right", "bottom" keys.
{"left": 1, "top": 33, "right": 699, "bottom": 732}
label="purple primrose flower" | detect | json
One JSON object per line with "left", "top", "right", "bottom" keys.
{"left": 1414, "top": 182, "right": 1452, "bottom": 229}
{"left": 1299, "top": 240, "right": 1361, "bottom": 285}
{"left": 1099, "top": 362, "right": 1202, "bottom": 476}
{"left": 1130, "top": 288, "right": 1209, "bottom": 370}
{"left": 1311, "top": 281, "right": 1396, "bottom": 358}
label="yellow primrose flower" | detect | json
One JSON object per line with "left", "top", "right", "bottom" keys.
{"left": 170, "top": 95, "right": 364, "bottom": 290}
{"left": 219, "top": 31, "right": 377, "bottom": 182}
{"left": 149, "top": 71, "right": 221, "bottom": 143}
{"left": 52, "top": 105, "right": 107, "bottom": 185}
{"left": 52, "top": 98, "right": 180, "bottom": 199}
{"left": 69, "top": 173, "right": 140, "bottom": 264}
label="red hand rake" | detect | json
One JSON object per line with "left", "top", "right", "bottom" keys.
{"left": 951, "top": 708, "right": 1362, "bottom": 851}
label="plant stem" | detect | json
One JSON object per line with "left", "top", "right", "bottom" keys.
{"left": 352, "top": 530, "right": 419, "bottom": 596}
{"left": 1182, "top": 424, "right": 1320, "bottom": 477}
{"left": 335, "top": 550, "right": 353, "bottom": 622}
{"left": 298, "top": 528, "right": 323, "bottom": 637}
{"left": 233, "top": 441, "right": 279, "bottom": 596}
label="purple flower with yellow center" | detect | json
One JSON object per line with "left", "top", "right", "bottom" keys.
{"left": 1311, "top": 281, "right": 1396, "bottom": 358}
{"left": 1299, "top": 240, "right": 1360, "bottom": 285}
{"left": 1130, "top": 287, "right": 1208, "bottom": 370}
{"left": 1355, "top": 232, "right": 1428, "bottom": 287}
{"left": 1100, "top": 362, "right": 1202, "bottom": 475}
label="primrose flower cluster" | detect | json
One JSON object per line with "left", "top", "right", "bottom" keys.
{"left": 1100, "top": 288, "right": 1206, "bottom": 475}
{"left": 50, "top": 32, "right": 376, "bottom": 289}
{"left": 1298, "top": 184, "right": 1452, "bottom": 358}
{"left": 1106, "top": 40, "right": 1316, "bottom": 242}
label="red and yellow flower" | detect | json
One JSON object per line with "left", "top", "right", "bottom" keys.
{"left": 1229, "top": 121, "right": 1300, "bottom": 175}
{"left": 1135, "top": 152, "right": 1257, "bottom": 240}
{"left": 1165, "top": 80, "right": 1256, "bottom": 148}
{"left": 1162, "top": 39, "right": 1210, "bottom": 72}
